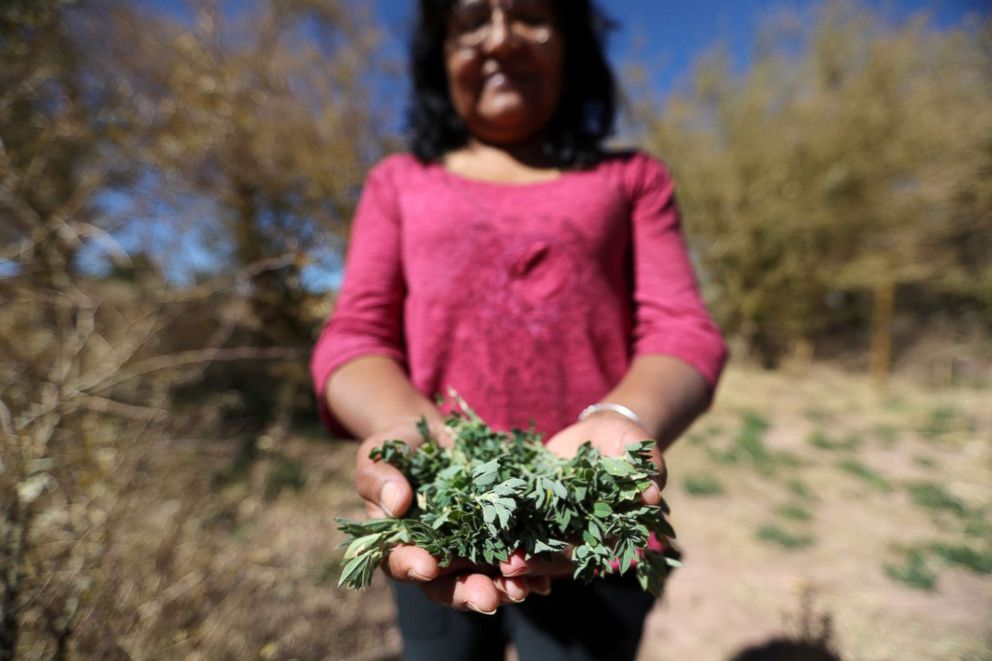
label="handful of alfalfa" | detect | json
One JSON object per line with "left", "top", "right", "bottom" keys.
{"left": 335, "top": 401, "right": 681, "bottom": 597}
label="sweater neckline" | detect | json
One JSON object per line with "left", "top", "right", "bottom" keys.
{"left": 427, "top": 160, "right": 589, "bottom": 192}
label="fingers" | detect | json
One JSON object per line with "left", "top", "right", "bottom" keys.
{"left": 430, "top": 424, "right": 456, "bottom": 449}
{"left": 493, "top": 576, "right": 529, "bottom": 604}
{"left": 420, "top": 573, "right": 502, "bottom": 615}
{"left": 499, "top": 548, "right": 573, "bottom": 578}
{"left": 652, "top": 450, "right": 668, "bottom": 490}
{"left": 526, "top": 575, "right": 552, "bottom": 596}
{"left": 640, "top": 480, "right": 662, "bottom": 506}
{"left": 355, "top": 446, "right": 413, "bottom": 518}
{"left": 641, "top": 449, "right": 666, "bottom": 505}
{"left": 383, "top": 544, "right": 440, "bottom": 582}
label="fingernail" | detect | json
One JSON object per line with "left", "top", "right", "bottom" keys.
{"left": 468, "top": 602, "right": 497, "bottom": 615}
{"left": 502, "top": 554, "right": 528, "bottom": 576}
{"left": 380, "top": 481, "right": 401, "bottom": 517}
{"left": 408, "top": 568, "right": 431, "bottom": 582}
{"left": 642, "top": 484, "right": 661, "bottom": 505}
{"left": 499, "top": 578, "right": 527, "bottom": 602}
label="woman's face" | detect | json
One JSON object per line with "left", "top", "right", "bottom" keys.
{"left": 443, "top": 0, "right": 564, "bottom": 147}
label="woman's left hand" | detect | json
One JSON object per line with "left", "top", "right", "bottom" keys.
{"left": 498, "top": 412, "right": 667, "bottom": 579}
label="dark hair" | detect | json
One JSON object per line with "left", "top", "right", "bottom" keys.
{"left": 408, "top": 0, "right": 617, "bottom": 168}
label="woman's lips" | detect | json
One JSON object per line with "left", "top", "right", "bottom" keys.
{"left": 484, "top": 71, "right": 533, "bottom": 92}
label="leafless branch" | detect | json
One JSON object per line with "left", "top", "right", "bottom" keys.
{"left": 76, "top": 395, "right": 168, "bottom": 422}
{"left": 90, "top": 345, "right": 305, "bottom": 394}
{"left": 0, "top": 397, "right": 14, "bottom": 442}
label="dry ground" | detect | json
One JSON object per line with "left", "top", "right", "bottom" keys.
{"left": 84, "top": 363, "right": 990, "bottom": 660}
{"left": 642, "top": 364, "right": 991, "bottom": 661}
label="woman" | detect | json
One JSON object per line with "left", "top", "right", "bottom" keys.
{"left": 310, "top": 0, "right": 727, "bottom": 658}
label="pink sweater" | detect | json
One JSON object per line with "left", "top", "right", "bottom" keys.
{"left": 311, "top": 151, "right": 727, "bottom": 438}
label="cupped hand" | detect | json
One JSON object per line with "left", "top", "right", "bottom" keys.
{"left": 498, "top": 412, "right": 666, "bottom": 579}
{"left": 354, "top": 419, "right": 538, "bottom": 612}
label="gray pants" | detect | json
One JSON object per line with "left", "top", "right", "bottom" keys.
{"left": 392, "top": 573, "right": 657, "bottom": 661}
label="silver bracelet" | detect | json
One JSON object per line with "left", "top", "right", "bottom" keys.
{"left": 578, "top": 402, "right": 648, "bottom": 431}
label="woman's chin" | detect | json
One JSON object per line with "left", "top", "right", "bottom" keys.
{"left": 471, "top": 105, "right": 549, "bottom": 144}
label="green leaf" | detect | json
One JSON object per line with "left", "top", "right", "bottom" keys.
{"left": 473, "top": 458, "right": 499, "bottom": 478}
{"left": 495, "top": 505, "right": 511, "bottom": 528}
{"left": 338, "top": 554, "right": 376, "bottom": 589}
{"left": 482, "top": 504, "right": 496, "bottom": 524}
{"left": 534, "top": 538, "right": 567, "bottom": 554}
{"left": 620, "top": 543, "right": 637, "bottom": 574}
{"left": 416, "top": 416, "right": 431, "bottom": 441}
{"left": 474, "top": 470, "right": 498, "bottom": 488}
{"left": 593, "top": 502, "right": 613, "bottom": 517}
{"left": 601, "top": 457, "right": 635, "bottom": 477}
{"left": 494, "top": 478, "right": 527, "bottom": 495}
{"left": 431, "top": 512, "right": 450, "bottom": 529}
{"left": 343, "top": 533, "right": 383, "bottom": 562}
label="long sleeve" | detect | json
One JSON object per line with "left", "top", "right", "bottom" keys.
{"left": 310, "top": 160, "right": 407, "bottom": 433}
{"left": 626, "top": 152, "right": 728, "bottom": 388}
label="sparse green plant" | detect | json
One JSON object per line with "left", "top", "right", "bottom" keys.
{"left": 777, "top": 503, "right": 813, "bottom": 522}
{"left": 808, "top": 429, "right": 834, "bottom": 450}
{"left": 920, "top": 405, "right": 958, "bottom": 440}
{"left": 686, "top": 431, "right": 706, "bottom": 446}
{"left": 775, "top": 451, "right": 805, "bottom": 468}
{"left": 707, "top": 447, "right": 741, "bottom": 465}
{"left": 906, "top": 481, "right": 969, "bottom": 519}
{"left": 964, "top": 515, "right": 992, "bottom": 540}
{"left": 913, "top": 455, "right": 938, "bottom": 469}
{"left": 683, "top": 473, "right": 725, "bottom": 496}
{"left": 787, "top": 479, "right": 815, "bottom": 500}
{"left": 756, "top": 524, "right": 815, "bottom": 549}
{"left": 840, "top": 433, "right": 862, "bottom": 450}
{"left": 730, "top": 411, "right": 779, "bottom": 473}
{"left": 838, "top": 459, "right": 892, "bottom": 492}
{"left": 704, "top": 424, "right": 725, "bottom": 438}
{"left": 808, "top": 430, "right": 861, "bottom": 451}
{"left": 737, "top": 412, "right": 771, "bottom": 453}
{"left": 885, "top": 548, "right": 938, "bottom": 591}
{"left": 930, "top": 542, "right": 992, "bottom": 575}
{"left": 687, "top": 423, "right": 724, "bottom": 446}
{"left": 704, "top": 411, "right": 788, "bottom": 472}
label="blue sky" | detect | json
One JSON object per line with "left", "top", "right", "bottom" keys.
{"left": 141, "top": 0, "right": 990, "bottom": 144}
{"left": 146, "top": 0, "right": 990, "bottom": 101}
{"left": 98, "top": 0, "right": 989, "bottom": 287}
{"left": 371, "top": 0, "right": 988, "bottom": 96}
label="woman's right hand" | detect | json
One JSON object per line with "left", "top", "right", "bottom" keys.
{"left": 354, "top": 420, "right": 536, "bottom": 613}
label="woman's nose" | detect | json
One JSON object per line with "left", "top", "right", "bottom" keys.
{"left": 481, "top": 9, "right": 514, "bottom": 53}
